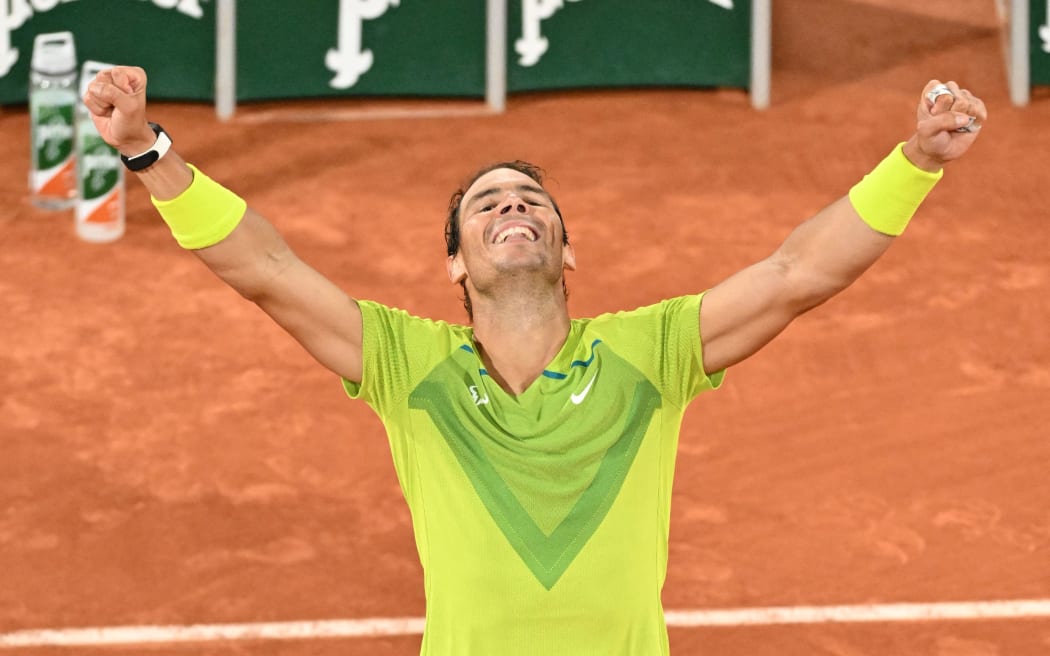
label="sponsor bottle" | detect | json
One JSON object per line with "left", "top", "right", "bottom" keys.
{"left": 75, "top": 61, "right": 125, "bottom": 243}
{"left": 29, "top": 31, "right": 78, "bottom": 210}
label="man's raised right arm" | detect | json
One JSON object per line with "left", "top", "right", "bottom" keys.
{"left": 84, "top": 66, "right": 364, "bottom": 383}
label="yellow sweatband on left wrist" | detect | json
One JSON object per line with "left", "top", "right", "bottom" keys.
{"left": 152, "top": 164, "right": 247, "bottom": 249}
{"left": 848, "top": 142, "right": 943, "bottom": 236}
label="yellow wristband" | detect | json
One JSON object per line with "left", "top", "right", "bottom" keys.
{"left": 152, "top": 164, "right": 247, "bottom": 249}
{"left": 848, "top": 142, "right": 943, "bottom": 236}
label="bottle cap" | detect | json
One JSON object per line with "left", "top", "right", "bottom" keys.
{"left": 31, "top": 31, "right": 77, "bottom": 75}
{"left": 80, "top": 60, "right": 116, "bottom": 98}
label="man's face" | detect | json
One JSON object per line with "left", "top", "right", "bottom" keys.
{"left": 447, "top": 168, "right": 575, "bottom": 291}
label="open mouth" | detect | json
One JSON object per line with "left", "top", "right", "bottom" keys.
{"left": 493, "top": 224, "right": 539, "bottom": 244}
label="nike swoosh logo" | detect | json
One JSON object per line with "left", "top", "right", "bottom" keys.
{"left": 570, "top": 372, "right": 598, "bottom": 405}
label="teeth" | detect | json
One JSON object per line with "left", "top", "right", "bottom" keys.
{"left": 495, "top": 226, "right": 536, "bottom": 244}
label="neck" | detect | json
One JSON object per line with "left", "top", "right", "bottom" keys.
{"left": 470, "top": 282, "right": 571, "bottom": 396}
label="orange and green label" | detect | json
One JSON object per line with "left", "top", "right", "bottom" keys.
{"left": 30, "top": 98, "right": 76, "bottom": 198}
{"left": 77, "top": 134, "right": 120, "bottom": 201}
{"left": 79, "top": 191, "right": 121, "bottom": 225}
{"left": 75, "top": 130, "right": 123, "bottom": 227}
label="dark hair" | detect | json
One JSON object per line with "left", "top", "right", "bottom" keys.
{"left": 445, "top": 160, "right": 570, "bottom": 320}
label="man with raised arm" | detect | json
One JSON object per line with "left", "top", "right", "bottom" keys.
{"left": 84, "top": 67, "right": 985, "bottom": 655}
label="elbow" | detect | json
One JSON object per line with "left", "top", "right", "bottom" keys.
{"left": 787, "top": 267, "right": 851, "bottom": 315}
{"left": 217, "top": 245, "right": 296, "bottom": 304}
{"left": 773, "top": 252, "right": 851, "bottom": 316}
{"left": 789, "top": 279, "right": 844, "bottom": 315}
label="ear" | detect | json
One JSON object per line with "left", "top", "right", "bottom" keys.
{"left": 447, "top": 253, "right": 467, "bottom": 284}
{"left": 562, "top": 242, "right": 577, "bottom": 272}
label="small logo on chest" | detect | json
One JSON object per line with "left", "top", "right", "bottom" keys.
{"left": 570, "top": 371, "right": 597, "bottom": 405}
{"left": 469, "top": 385, "right": 490, "bottom": 406}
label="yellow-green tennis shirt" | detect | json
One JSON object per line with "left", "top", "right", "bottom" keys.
{"left": 343, "top": 293, "right": 724, "bottom": 656}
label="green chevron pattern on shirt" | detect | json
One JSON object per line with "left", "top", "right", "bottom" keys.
{"left": 408, "top": 342, "right": 660, "bottom": 589}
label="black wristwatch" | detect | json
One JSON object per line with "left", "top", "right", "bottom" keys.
{"left": 120, "top": 122, "right": 172, "bottom": 171}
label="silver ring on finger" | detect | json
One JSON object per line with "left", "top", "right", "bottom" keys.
{"left": 926, "top": 84, "right": 954, "bottom": 105}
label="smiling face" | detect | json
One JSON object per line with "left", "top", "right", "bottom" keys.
{"left": 447, "top": 167, "right": 576, "bottom": 315}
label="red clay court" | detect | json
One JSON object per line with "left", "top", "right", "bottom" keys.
{"left": 1, "top": 0, "right": 1049, "bottom": 654}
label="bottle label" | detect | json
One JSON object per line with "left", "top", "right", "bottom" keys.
{"left": 33, "top": 102, "right": 74, "bottom": 170}
{"left": 78, "top": 134, "right": 120, "bottom": 201}
{"left": 30, "top": 96, "right": 76, "bottom": 197}
{"left": 78, "top": 187, "right": 123, "bottom": 225}
{"left": 76, "top": 130, "right": 123, "bottom": 225}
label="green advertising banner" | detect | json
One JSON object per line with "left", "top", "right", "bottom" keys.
{"left": 1034, "top": 0, "right": 1050, "bottom": 85}
{"left": 2, "top": 1, "right": 757, "bottom": 105}
{"left": 234, "top": 1, "right": 487, "bottom": 101}
{"left": 507, "top": 0, "right": 751, "bottom": 92}
{"left": 0, "top": 0, "right": 214, "bottom": 104}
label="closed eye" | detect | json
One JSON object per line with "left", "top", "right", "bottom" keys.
{"left": 478, "top": 199, "right": 542, "bottom": 213}
{"left": 466, "top": 184, "right": 553, "bottom": 215}
{"left": 523, "top": 194, "right": 553, "bottom": 208}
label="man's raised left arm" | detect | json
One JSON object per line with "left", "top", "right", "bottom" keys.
{"left": 698, "top": 79, "right": 987, "bottom": 375}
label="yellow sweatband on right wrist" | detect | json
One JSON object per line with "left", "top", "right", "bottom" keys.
{"left": 152, "top": 164, "right": 247, "bottom": 249}
{"left": 848, "top": 142, "right": 943, "bottom": 236}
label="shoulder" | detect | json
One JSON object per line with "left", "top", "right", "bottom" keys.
{"left": 358, "top": 300, "right": 470, "bottom": 341}
{"left": 586, "top": 294, "right": 704, "bottom": 329}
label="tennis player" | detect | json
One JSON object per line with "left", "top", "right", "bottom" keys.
{"left": 83, "top": 67, "right": 985, "bottom": 655}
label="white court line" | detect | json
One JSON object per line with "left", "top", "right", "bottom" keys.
{"left": 234, "top": 105, "right": 500, "bottom": 124}
{"left": 2, "top": 600, "right": 1050, "bottom": 647}
{"left": 663, "top": 599, "right": 1050, "bottom": 626}
{"left": 0, "top": 617, "right": 426, "bottom": 648}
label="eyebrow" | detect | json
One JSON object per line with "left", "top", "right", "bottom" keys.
{"left": 465, "top": 183, "right": 551, "bottom": 213}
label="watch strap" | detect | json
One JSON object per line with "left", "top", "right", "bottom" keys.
{"left": 121, "top": 122, "right": 172, "bottom": 172}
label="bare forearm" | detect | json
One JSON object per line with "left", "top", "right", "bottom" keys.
{"left": 774, "top": 135, "right": 948, "bottom": 311}
{"left": 193, "top": 209, "right": 298, "bottom": 302}
{"left": 124, "top": 148, "right": 288, "bottom": 299}
{"left": 85, "top": 65, "right": 364, "bottom": 380}
{"left": 772, "top": 196, "right": 895, "bottom": 312}
{"left": 699, "top": 80, "right": 986, "bottom": 374}
{"left": 192, "top": 208, "right": 364, "bottom": 382}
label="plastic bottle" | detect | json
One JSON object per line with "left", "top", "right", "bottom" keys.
{"left": 75, "top": 60, "right": 125, "bottom": 243}
{"left": 29, "top": 31, "right": 78, "bottom": 210}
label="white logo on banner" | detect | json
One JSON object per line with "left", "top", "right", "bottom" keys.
{"left": 326, "top": 0, "right": 400, "bottom": 89}
{"left": 515, "top": 0, "right": 582, "bottom": 67}
{"left": 1040, "top": 0, "right": 1050, "bottom": 53}
{"left": 516, "top": 0, "right": 734, "bottom": 67}
{"left": 0, "top": 0, "right": 206, "bottom": 78}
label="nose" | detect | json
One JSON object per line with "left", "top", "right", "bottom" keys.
{"left": 498, "top": 194, "right": 528, "bottom": 215}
